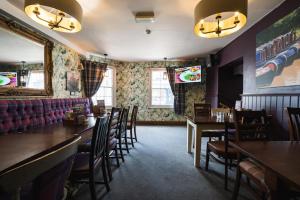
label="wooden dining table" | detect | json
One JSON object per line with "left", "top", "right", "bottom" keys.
{"left": 0, "top": 117, "right": 96, "bottom": 176}
{"left": 186, "top": 115, "right": 232, "bottom": 167}
{"left": 230, "top": 141, "right": 300, "bottom": 200}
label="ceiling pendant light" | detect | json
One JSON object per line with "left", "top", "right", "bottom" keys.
{"left": 24, "top": 0, "right": 83, "bottom": 33}
{"left": 194, "top": 0, "right": 247, "bottom": 38}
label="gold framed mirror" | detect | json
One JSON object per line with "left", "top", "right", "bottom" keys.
{"left": 0, "top": 12, "right": 53, "bottom": 96}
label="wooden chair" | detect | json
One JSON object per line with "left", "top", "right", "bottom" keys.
{"left": 0, "top": 136, "right": 81, "bottom": 200}
{"left": 127, "top": 105, "right": 138, "bottom": 147}
{"left": 69, "top": 116, "right": 110, "bottom": 200}
{"left": 205, "top": 120, "right": 237, "bottom": 190}
{"left": 286, "top": 107, "right": 300, "bottom": 141}
{"left": 116, "top": 108, "right": 130, "bottom": 161}
{"left": 105, "top": 107, "right": 122, "bottom": 180}
{"left": 232, "top": 110, "right": 270, "bottom": 200}
{"left": 204, "top": 108, "right": 232, "bottom": 140}
{"left": 194, "top": 103, "right": 211, "bottom": 117}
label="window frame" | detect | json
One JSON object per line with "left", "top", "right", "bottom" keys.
{"left": 149, "top": 68, "right": 174, "bottom": 109}
{"left": 93, "top": 66, "right": 116, "bottom": 108}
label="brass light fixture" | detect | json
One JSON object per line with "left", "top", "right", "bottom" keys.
{"left": 194, "top": 0, "right": 247, "bottom": 38}
{"left": 24, "top": 0, "right": 83, "bottom": 33}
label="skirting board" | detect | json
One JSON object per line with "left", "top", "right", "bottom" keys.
{"left": 136, "top": 121, "right": 186, "bottom": 126}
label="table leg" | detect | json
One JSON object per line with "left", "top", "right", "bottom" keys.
{"left": 187, "top": 121, "right": 193, "bottom": 153}
{"left": 194, "top": 125, "right": 202, "bottom": 168}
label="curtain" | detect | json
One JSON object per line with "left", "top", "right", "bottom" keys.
{"left": 81, "top": 60, "right": 107, "bottom": 107}
{"left": 166, "top": 67, "right": 186, "bottom": 115}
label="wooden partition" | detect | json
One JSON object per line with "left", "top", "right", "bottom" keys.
{"left": 242, "top": 93, "right": 300, "bottom": 140}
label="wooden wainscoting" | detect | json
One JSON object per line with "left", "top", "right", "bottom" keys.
{"left": 242, "top": 93, "right": 300, "bottom": 140}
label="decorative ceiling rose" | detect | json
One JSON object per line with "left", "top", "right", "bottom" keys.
{"left": 194, "top": 0, "right": 247, "bottom": 38}
{"left": 24, "top": 0, "right": 83, "bottom": 33}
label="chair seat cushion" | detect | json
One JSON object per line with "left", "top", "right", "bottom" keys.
{"left": 239, "top": 159, "right": 267, "bottom": 191}
{"left": 72, "top": 153, "right": 102, "bottom": 173}
{"left": 207, "top": 141, "right": 237, "bottom": 156}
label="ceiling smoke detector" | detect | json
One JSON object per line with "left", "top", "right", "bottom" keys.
{"left": 135, "top": 11, "right": 155, "bottom": 23}
{"left": 145, "top": 29, "right": 151, "bottom": 34}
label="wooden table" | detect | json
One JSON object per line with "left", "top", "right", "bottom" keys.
{"left": 0, "top": 117, "right": 95, "bottom": 176}
{"left": 186, "top": 115, "right": 230, "bottom": 167}
{"left": 230, "top": 141, "right": 300, "bottom": 200}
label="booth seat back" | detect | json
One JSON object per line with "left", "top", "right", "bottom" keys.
{"left": 0, "top": 100, "right": 45, "bottom": 134}
{"left": 42, "top": 98, "right": 90, "bottom": 125}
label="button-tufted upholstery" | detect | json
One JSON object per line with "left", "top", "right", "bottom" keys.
{"left": 0, "top": 98, "right": 90, "bottom": 134}
{"left": 42, "top": 98, "right": 90, "bottom": 125}
{"left": 0, "top": 100, "right": 45, "bottom": 134}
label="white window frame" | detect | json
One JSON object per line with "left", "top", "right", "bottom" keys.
{"left": 149, "top": 68, "right": 174, "bottom": 109}
{"left": 92, "top": 66, "right": 116, "bottom": 108}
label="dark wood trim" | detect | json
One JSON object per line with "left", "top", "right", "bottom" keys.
{"left": 0, "top": 12, "right": 53, "bottom": 96}
{"left": 136, "top": 121, "right": 186, "bottom": 126}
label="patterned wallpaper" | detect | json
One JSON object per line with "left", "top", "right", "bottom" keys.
{"left": 90, "top": 56, "right": 206, "bottom": 121}
{"left": 52, "top": 43, "right": 82, "bottom": 98}
{"left": 1, "top": 42, "right": 205, "bottom": 121}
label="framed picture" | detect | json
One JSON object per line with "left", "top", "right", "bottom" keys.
{"left": 256, "top": 6, "right": 300, "bottom": 89}
{"left": 66, "top": 71, "right": 80, "bottom": 92}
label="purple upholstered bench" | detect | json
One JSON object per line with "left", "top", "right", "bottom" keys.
{"left": 0, "top": 99, "right": 45, "bottom": 134}
{"left": 0, "top": 98, "right": 91, "bottom": 134}
{"left": 42, "top": 98, "right": 91, "bottom": 125}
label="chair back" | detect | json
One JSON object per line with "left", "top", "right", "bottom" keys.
{"left": 106, "top": 107, "right": 122, "bottom": 146}
{"left": 130, "top": 106, "right": 138, "bottom": 126}
{"left": 90, "top": 116, "right": 109, "bottom": 167}
{"left": 233, "top": 110, "right": 269, "bottom": 142}
{"left": 194, "top": 103, "right": 211, "bottom": 117}
{"left": 0, "top": 136, "right": 81, "bottom": 198}
{"left": 211, "top": 108, "right": 231, "bottom": 116}
{"left": 119, "top": 108, "right": 129, "bottom": 138}
{"left": 286, "top": 107, "right": 300, "bottom": 141}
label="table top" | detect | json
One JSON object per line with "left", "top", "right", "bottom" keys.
{"left": 0, "top": 117, "right": 96, "bottom": 176}
{"left": 229, "top": 141, "right": 300, "bottom": 188}
{"left": 186, "top": 115, "right": 233, "bottom": 124}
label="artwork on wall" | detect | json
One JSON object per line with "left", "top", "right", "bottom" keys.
{"left": 256, "top": 6, "right": 300, "bottom": 89}
{"left": 66, "top": 71, "right": 80, "bottom": 94}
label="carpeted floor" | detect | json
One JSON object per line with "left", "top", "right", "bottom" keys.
{"left": 73, "top": 126, "right": 253, "bottom": 200}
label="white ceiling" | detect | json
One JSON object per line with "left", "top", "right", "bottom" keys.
{"left": 3, "top": 0, "right": 285, "bottom": 61}
{"left": 0, "top": 26, "right": 44, "bottom": 63}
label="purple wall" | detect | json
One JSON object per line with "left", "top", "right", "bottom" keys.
{"left": 206, "top": 0, "right": 300, "bottom": 139}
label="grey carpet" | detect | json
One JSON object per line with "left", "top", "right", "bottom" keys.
{"left": 73, "top": 126, "right": 253, "bottom": 200}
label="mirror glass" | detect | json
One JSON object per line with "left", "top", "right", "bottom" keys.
{"left": 0, "top": 26, "right": 44, "bottom": 89}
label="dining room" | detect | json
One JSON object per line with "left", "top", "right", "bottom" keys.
{"left": 0, "top": 0, "right": 300, "bottom": 200}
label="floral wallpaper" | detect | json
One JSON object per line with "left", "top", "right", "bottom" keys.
{"left": 90, "top": 56, "right": 206, "bottom": 121}
{"left": 52, "top": 43, "right": 82, "bottom": 98}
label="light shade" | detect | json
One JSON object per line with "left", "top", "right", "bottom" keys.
{"left": 194, "top": 0, "right": 247, "bottom": 38}
{"left": 24, "top": 0, "right": 83, "bottom": 33}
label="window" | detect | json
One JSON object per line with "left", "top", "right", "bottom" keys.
{"left": 150, "top": 68, "right": 174, "bottom": 108}
{"left": 27, "top": 70, "right": 44, "bottom": 89}
{"left": 92, "top": 67, "right": 116, "bottom": 107}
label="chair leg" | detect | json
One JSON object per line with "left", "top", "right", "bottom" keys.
{"left": 225, "top": 156, "right": 228, "bottom": 190}
{"left": 89, "top": 170, "right": 97, "bottom": 200}
{"left": 124, "top": 133, "right": 130, "bottom": 153}
{"left": 119, "top": 139, "right": 125, "bottom": 162}
{"left": 232, "top": 166, "right": 242, "bottom": 200}
{"left": 130, "top": 129, "right": 134, "bottom": 148}
{"left": 134, "top": 125, "right": 137, "bottom": 142}
{"left": 102, "top": 159, "right": 110, "bottom": 192}
{"left": 205, "top": 144, "right": 210, "bottom": 171}
{"left": 105, "top": 155, "right": 112, "bottom": 181}
{"left": 114, "top": 147, "right": 120, "bottom": 167}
